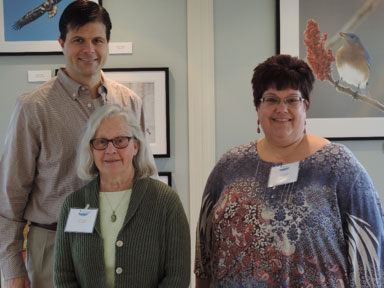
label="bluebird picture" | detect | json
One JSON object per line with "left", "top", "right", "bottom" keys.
{"left": 295, "top": 0, "right": 384, "bottom": 118}
{"left": 335, "top": 32, "right": 371, "bottom": 97}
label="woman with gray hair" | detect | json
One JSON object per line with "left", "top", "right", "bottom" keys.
{"left": 54, "top": 104, "right": 190, "bottom": 288}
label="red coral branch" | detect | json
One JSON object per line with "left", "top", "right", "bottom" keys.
{"left": 303, "top": 19, "right": 335, "bottom": 81}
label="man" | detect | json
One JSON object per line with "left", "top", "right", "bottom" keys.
{"left": 0, "top": 1, "right": 156, "bottom": 287}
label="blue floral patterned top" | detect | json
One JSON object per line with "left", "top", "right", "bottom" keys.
{"left": 195, "top": 142, "right": 384, "bottom": 287}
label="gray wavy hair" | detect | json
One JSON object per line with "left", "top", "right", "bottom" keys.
{"left": 77, "top": 104, "right": 156, "bottom": 180}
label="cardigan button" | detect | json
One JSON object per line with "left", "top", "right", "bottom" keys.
{"left": 116, "top": 267, "right": 123, "bottom": 274}
{"left": 116, "top": 240, "right": 123, "bottom": 247}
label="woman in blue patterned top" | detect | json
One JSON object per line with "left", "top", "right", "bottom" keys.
{"left": 195, "top": 54, "right": 384, "bottom": 288}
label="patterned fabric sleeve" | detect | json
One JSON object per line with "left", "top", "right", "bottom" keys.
{"left": 194, "top": 153, "right": 228, "bottom": 279}
{"left": 337, "top": 148, "right": 384, "bottom": 287}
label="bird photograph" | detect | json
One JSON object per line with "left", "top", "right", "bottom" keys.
{"left": 299, "top": 0, "right": 384, "bottom": 116}
{"left": 335, "top": 32, "right": 371, "bottom": 97}
{"left": 12, "top": 0, "right": 62, "bottom": 30}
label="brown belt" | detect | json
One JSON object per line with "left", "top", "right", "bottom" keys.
{"left": 30, "top": 222, "right": 57, "bottom": 231}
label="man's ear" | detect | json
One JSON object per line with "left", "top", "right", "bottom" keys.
{"left": 58, "top": 37, "right": 65, "bottom": 49}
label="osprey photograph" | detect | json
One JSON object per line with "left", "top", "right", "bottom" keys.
{"left": 12, "top": 0, "right": 63, "bottom": 31}
{"left": 2, "top": 0, "right": 99, "bottom": 42}
{"left": 0, "top": 0, "right": 99, "bottom": 53}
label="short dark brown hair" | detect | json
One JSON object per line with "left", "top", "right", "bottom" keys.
{"left": 59, "top": 0, "right": 112, "bottom": 41}
{"left": 251, "top": 54, "right": 315, "bottom": 108}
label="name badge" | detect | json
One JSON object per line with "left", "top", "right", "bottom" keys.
{"left": 268, "top": 161, "right": 300, "bottom": 187}
{"left": 64, "top": 208, "right": 98, "bottom": 233}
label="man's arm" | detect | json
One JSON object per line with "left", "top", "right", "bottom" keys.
{"left": 0, "top": 100, "right": 39, "bottom": 280}
{"left": 4, "top": 276, "right": 30, "bottom": 288}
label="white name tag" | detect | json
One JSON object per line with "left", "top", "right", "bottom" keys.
{"left": 268, "top": 161, "right": 300, "bottom": 187}
{"left": 64, "top": 208, "right": 98, "bottom": 233}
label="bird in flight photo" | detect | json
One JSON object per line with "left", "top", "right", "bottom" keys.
{"left": 12, "top": 0, "right": 62, "bottom": 30}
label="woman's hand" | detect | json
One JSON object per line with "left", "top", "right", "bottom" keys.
{"left": 196, "top": 277, "right": 210, "bottom": 288}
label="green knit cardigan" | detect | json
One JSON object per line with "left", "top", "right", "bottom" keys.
{"left": 54, "top": 177, "right": 190, "bottom": 288}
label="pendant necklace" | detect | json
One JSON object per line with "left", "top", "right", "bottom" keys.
{"left": 102, "top": 192, "right": 129, "bottom": 222}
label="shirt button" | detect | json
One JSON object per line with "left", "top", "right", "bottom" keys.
{"left": 116, "top": 267, "right": 123, "bottom": 274}
{"left": 72, "top": 93, "right": 76, "bottom": 97}
{"left": 87, "top": 103, "right": 92, "bottom": 108}
{"left": 116, "top": 240, "right": 123, "bottom": 247}
{"left": 81, "top": 86, "right": 85, "bottom": 91}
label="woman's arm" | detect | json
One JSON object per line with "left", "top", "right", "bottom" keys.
{"left": 340, "top": 167, "right": 384, "bottom": 287}
{"left": 158, "top": 192, "right": 191, "bottom": 288}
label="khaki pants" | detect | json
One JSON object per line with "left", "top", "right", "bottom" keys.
{"left": 26, "top": 225, "right": 56, "bottom": 288}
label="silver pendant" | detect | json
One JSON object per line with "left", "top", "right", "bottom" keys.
{"left": 111, "top": 212, "right": 117, "bottom": 222}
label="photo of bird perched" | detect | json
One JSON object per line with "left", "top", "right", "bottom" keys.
{"left": 336, "top": 32, "right": 371, "bottom": 97}
{"left": 12, "top": 0, "right": 62, "bottom": 30}
{"left": 297, "top": 0, "right": 384, "bottom": 118}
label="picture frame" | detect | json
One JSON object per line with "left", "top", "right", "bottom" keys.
{"left": 103, "top": 67, "right": 170, "bottom": 157}
{"left": 277, "top": 0, "right": 384, "bottom": 140}
{"left": 158, "top": 172, "right": 172, "bottom": 187}
{"left": 0, "top": 0, "right": 102, "bottom": 55}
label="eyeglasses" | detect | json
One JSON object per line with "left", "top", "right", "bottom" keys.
{"left": 90, "top": 136, "right": 136, "bottom": 150}
{"left": 260, "top": 96, "right": 303, "bottom": 108}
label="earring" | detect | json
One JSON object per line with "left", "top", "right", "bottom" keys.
{"left": 304, "top": 120, "right": 307, "bottom": 134}
{"left": 257, "top": 120, "right": 261, "bottom": 134}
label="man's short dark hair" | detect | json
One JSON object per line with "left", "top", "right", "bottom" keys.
{"left": 59, "top": 0, "right": 112, "bottom": 41}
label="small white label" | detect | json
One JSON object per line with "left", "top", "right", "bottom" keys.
{"left": 27, "top": 70, "right": 52, "bottom": 82}
{"left": 64, "top": 208, "right": 98, "bottom": 233}
{"left": 109, "top": 42, "right": 133, "bottom": 54}
{"left": 268, "top": 161, "right": 300, "bottom": 187}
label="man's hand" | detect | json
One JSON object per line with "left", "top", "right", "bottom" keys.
{"left": 4, "top": 277, "right": 30, "bottom": 288}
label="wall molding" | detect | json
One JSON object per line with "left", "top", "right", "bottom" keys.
{"left": 187, "top": 0, "right": 215, "bottom": 286}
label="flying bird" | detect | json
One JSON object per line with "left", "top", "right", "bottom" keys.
{"left": 12, "top": 0, "right": 62, "bottom": 30}
{"left": 335, "top": 32, "right": 371, "bottom": 96}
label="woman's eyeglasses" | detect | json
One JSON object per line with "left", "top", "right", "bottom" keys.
{"left": 260, "top": 96, "right": 303, "bottom": 108}
{"left": 90, "top": 136, "right": 136, "bottom": 150}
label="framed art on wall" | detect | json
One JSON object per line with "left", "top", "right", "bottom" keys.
{"left": 103, "top": 67, "right": 170, "bottom": 157}
{"left": 277, "top": 0, "right": 384, "bottom": 139}
{"left": 158, "top": 172, "right": 172, "bottom": 187}
{"left": 0, "top": 0, "right": 102, "bottom": 55}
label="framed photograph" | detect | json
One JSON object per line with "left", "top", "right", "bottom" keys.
{"left": 103, "top": 68, "right": 170, "bottom": 157}
{"left": 0, "top": 0, "right": 102, "bottom": 55}
{"left": 158, "top": 172, "right": 172, "bottom": 187}
{"left": 277, "top": 0, "right": 384, "bottom": 139}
